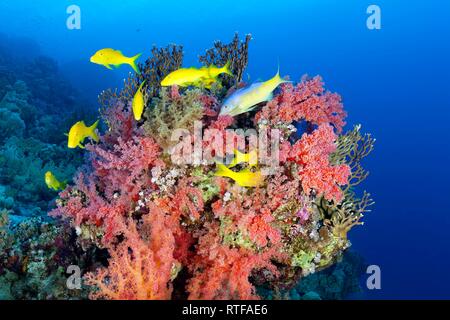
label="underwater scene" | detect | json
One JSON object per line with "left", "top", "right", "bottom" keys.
{"left": 0, "top": 0, "right": 449, "bottom": 301}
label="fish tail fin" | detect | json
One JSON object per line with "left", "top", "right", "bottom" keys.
{"left": 221, "top": 61, "right": 233, "bottom": 76}
{"left": 137, "top": 80, "right": 147, "bottom": 92}
{"left": 130, "top": 53, "right": 142, "bottom": 74}
{"left": 89, "top": 120, "right": 100, "bottom": 142}
{"left": 215, "top": 163, "right": 233, "bottom": 178}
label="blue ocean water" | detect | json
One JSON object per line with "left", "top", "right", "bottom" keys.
{"left": 0, "top": 0, "right": 449, "bottom": 299}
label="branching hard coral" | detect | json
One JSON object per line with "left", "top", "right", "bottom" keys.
{"left": 330, "top": 124, "right": 375, "bottom": 193}
{"left": 84, "top": 204, "right": 176, "bottom": 300}
{"left": 319, "top": 191, "right": 374, "bottom": 240}
{"left": 199, "top": 33, "right": 252, "bottom": 88}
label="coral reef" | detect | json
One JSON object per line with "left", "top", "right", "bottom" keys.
{"left": 0, "top": 39, "right": 95, "bottom": 217}
{"left": 50, "top": 35, "right": 375, "bottom": 300}
{"left": 0, "top": 210, "right": 88, "bottom": 299}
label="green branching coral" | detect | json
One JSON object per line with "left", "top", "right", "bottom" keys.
{"left": 143, "top": 88, "right": 204, "bottom": 150}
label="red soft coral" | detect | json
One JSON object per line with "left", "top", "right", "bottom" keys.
{"left": 255, "top": 76, "right": 347, "bottom": 133}
{"left": 289, "top": 124, "right": 351, "bottom": 202}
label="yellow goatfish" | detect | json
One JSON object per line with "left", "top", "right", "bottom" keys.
{"left": 219, "top": 69, "right": 289, "bottom": 117}
{"left": 215, "top": 164, "right": 264, "bottom": 188}
{"left": 206, "top": 61, "right": 233, "bottom": 79}
{"left": 132, "top": 81, "right": 146, "bottom": 121}
{"left": 45, "top": 171, "right": 66, "bottom": 191}
{"left": 90, "top": 48, "right": 142, "bottom": 74}
{"left": 227, "top": 149, "right": 258, "bottom": 168}
{"left": 67, "top": 120, "right": 99, "bottom": 149}
{"left": 160, "top": 62, "right": 232, "bottom": 88}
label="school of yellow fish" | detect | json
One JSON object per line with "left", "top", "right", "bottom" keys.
{"left": 47, "top": 47, "right": 288, "bottom": 190}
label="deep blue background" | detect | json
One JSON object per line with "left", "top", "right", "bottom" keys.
{"left": 1, "top": 0, "right": 449, "bottom": 299}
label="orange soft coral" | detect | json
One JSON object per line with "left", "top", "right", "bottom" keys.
{"left": 187, "top": 222, "right": 282, "bottom": 300}
{"left": 84, "top": 202, "right": 176, "bottom": 300}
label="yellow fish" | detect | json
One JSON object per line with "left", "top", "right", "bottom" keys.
{"left": 160, "top": 62, "right": 232, "bottom": 88}
{"left": 132, "top": 81, "right": 146, "bottom": 121}
{"left": 219, "top": 68, "right": 289, "bottom": 117}
{"left": 227, "top": 149, "right": 258, "bottom": 168}
{"left": 67, "top": 120, "right": 99, "bottom": 149}
{"left": 206, "top": 61, "right": 233, "bottom": 79}
{"left": 90, "top": 48, "right": 142, "bottom": 74}
{"left": 45, "top": 171, "right": 66, "bottom": 191}
{"left": 215, "top": 163, "right": 264, "bottom": 188}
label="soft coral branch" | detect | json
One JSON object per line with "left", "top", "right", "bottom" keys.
{"left": 256, "top": 76, "right": 347, "bottom": 133}
{"left": 289, "top": 124, "right": 351, "bottom": 203}
{"left": 84, "top": 202, "right": 176, "bottom": 300}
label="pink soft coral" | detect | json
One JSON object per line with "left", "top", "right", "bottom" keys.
{"left": 51, "top": 134, "right": 163, "bottom": 243}
{"left": 87, "top": 136, "right": 162, "bottom": 198}
{"left": 256, "top": 76, "right": 347, "bottom": 133}
{"left": 289, "top": 124, "right": 351, "bottom": 202}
